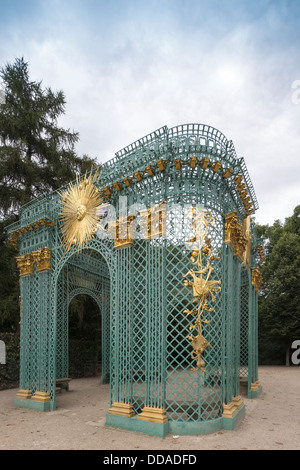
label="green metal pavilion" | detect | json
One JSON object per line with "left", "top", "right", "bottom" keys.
{"left": 7, "top": 123, "right": 264, "bottom": 437}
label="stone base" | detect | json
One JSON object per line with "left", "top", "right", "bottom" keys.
{"left": 14, "top": 390, "right": 51, "bottom": 411}
{"left": 223, "top": 403, "right": 246, "bottom": 431}
{"left": 106, "top": 400, "right": 246, "bottom": 437}
{"left": 106, "top": 414, "right": 169, "bottom": 438}
{"left": 106, "top": 406, "right": 246, "bottom": 437}
{"left": 14, "top": 397, "right": 51, "bottom": 411}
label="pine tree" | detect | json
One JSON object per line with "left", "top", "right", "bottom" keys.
{"left": 0, "top": 57, "right": 95, "bottom": 218}
{"left": 0, "top": 57, "right": 96, "bottom": 331}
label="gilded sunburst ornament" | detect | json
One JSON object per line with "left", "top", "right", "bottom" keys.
{"left": 59, "top": 169, "right": 107, "bottom": 252}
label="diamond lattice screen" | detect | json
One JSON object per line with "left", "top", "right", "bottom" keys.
{"left": 165, "top": 207, "right": 224, "bottom": 422}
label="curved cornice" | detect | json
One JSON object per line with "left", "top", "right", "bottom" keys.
{"left": 6, "top": 123, "right": 259, "bottom": 240}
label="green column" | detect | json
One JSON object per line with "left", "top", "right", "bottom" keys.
{"left": 38, "top": 269, "right": 51, "bottom": 393}
{"left": 19, "top": 274, "right": 32, "bottom": 392}
{"left": 145, "top": 239, "right": 166, "bottom": 409}
{"left": 225, "top": 245, "right": 234, "bottom": 403}
{"left": 233, "top": 257, "right": 241, "bottom": 398}
{"left": 138, "top": 238, "right": 167, "bottom": 424}
{"left": 114, "top": 245, "right": 133, "bottom": 404}
{"left": 100, "top": 276, "right": 110, "bottom": 384}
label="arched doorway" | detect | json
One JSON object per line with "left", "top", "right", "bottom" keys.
{"left": 68, "top": 293, "right": 102, "bottom": 379}
{"left": 55, "top": 249, "right": 111, "bottom": 395}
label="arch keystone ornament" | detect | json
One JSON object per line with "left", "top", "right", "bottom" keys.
{"left": 59, "top": 169, "right": 108, "bottom": 252}
{"left": 7, "top": 123, "right": 264, "bottom": 436}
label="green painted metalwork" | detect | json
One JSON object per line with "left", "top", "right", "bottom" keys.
{"left": 7, "top": 123, "right": 263, "bottom": 435}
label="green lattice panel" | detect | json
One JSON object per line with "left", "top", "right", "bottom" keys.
{"left": 131, "top": 240, "right": 147, "bottom": 411}
{"left": 165, "top": 208, "right": 224, "bottom": 422}
{"left": 240, "top": 268, "right": 250, "bottom": 378}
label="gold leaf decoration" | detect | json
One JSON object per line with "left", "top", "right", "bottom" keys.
{"left": 183, "top": 208, "right": 221, "bottom": 372}
{"left": 59, "top": 169, "right": 108, "bottom": 252}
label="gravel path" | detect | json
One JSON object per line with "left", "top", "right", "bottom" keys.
{"left": 0, "top": 365, "right": 299, "bottom": 451}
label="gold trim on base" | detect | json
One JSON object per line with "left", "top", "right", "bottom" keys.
{"left": 107, "top": 402, "right": 135, "bottom": 418}
{"left": 222, "top": 401, "right": 238, "bottom": 418}
{"left": 250, "top": 380, "right": 261, "bottom": 391}
{"left": 137, "top": 406, "right": 168, "bottom": 424}
{"left": 232, "top": 395, "right": 244, "bottom": 409}
{"left": 15, "top": 389, "right": 32, "bottom": 400}
{"left": 31, "top": 391, "right": 51, "bottom": 403}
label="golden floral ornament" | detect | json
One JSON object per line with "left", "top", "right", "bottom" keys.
{"left": 59, "top": 169, "right": 108, "bottom": 252}
{"left": 224, "top": 211, "right": 248, "bottom": 261}
{"left": 183, "top": 208, "right": 221, "bottom": 372}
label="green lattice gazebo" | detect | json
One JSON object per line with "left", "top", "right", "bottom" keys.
{"left": 7, "top": 123, "right": 263, "bottom": 437}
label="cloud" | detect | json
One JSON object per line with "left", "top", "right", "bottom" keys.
{"left": 0, "top": 0, "right": 299, "bottom": 225}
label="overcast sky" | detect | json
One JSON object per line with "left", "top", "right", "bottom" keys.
{"left": 0, "top": 0, "right": 299, "bottom": 226}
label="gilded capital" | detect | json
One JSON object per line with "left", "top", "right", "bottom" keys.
{"left": 16, "top": 253, "right": 34, "bottom": 277}
{"left": 224, "top": 211, "right": 238, "bottom": 245}
{"left": 139, "top": 201, "right": 167, "bottom": 240}
{"left": 107, "top": 215, "right": 135, "bottom": 249}
{"left": 253, "top": 244, "right": 266, "bottom": 266}
{"left": 224, "top": 211, "right": 249, "bottom": 262}
{"left": 32, "top": 247, "right": 51, "bottom": 272}
{"left": 251, "top": 266, "right": 262, "bottom": 292}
